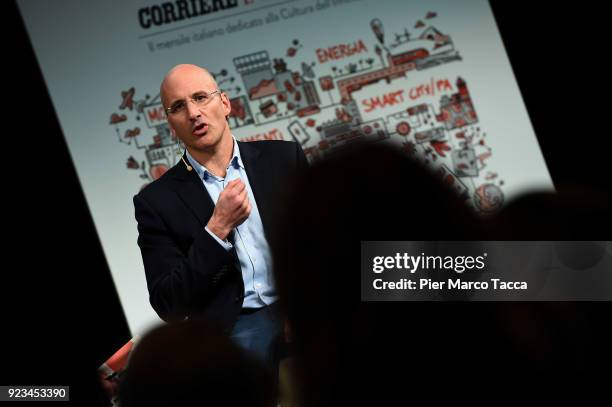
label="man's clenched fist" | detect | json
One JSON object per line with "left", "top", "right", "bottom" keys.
{"left": 207, "top": 178, "right": 252, "bottom": 240}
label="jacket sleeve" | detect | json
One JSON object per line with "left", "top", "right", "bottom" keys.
{"left": 134, "top": 193, "right": 235, "bottom": 322}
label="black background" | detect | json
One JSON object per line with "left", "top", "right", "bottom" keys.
{"left": 2, "top": 0, "right": 610, "bottom": 403}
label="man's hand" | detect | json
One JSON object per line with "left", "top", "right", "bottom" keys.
{"left": 207, "top": 178, "right": 251, "bottom": 240}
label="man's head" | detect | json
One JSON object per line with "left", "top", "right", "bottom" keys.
{"left": 160, "top": 64, "right": 232, "bottom": 154}
{"left": 118, "top": 320, "right": 275, "bottom": 407}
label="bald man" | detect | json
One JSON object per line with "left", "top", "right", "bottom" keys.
{"left": 134, "top": 64, "right": 308, "bottom": 368}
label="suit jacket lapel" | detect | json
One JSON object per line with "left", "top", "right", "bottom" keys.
{"left": 170, "top": 155, "right": 215, "bottom": 228}
{"left": 238, "top": 141, "right": 273, "bottom": 238}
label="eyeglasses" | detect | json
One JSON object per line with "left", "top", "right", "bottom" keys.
{"left": 166, "top": 90, "right": 221, "bottom": 115}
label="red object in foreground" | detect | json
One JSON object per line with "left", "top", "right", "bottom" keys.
{"left": 98, "top": 338, "right": 138, "bottom": 403}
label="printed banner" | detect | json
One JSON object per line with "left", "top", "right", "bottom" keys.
{"left": 18, "top": 0, "right": 553, "bottom": 333}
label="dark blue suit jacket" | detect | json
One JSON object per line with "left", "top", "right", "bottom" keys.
{"left": 134, "top": 140, "right": 308, "bottom": 331}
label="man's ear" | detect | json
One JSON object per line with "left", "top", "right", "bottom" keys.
{"left": 221, "top": 92, "right": 232, "bottom": 118}
{"left": 168, "top": 123, "right": 177, "bottom": 139}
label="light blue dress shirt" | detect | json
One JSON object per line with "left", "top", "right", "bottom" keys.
{"left": 185, "top": 137, "right": 277, "bottom": 308}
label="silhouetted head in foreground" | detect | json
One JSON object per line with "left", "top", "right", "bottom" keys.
{"left": 118, "top": 320, "right": 275, "bottom": 407}
{"left": 270, "top": 143, "right": 489, "bottom": 404}
{"left": 269, "top": 143, "right": 606, "bottom": 404}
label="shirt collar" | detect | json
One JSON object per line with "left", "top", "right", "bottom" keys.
{"left": 185, "top": 135, "right": 244, "bottom": 181}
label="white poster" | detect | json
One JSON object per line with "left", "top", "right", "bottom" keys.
{"left": 18, "top": 0, "right": 553, "bottom": 335}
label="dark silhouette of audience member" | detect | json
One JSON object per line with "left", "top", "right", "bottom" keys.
{"left": 269, "top": 143, "right": 482, "bottom": 404}
{"left": 118, "top": 320, "right": 275, "bottom": 407}
{"left": 268, "top": 143, "right": 607, "bottom": 405}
